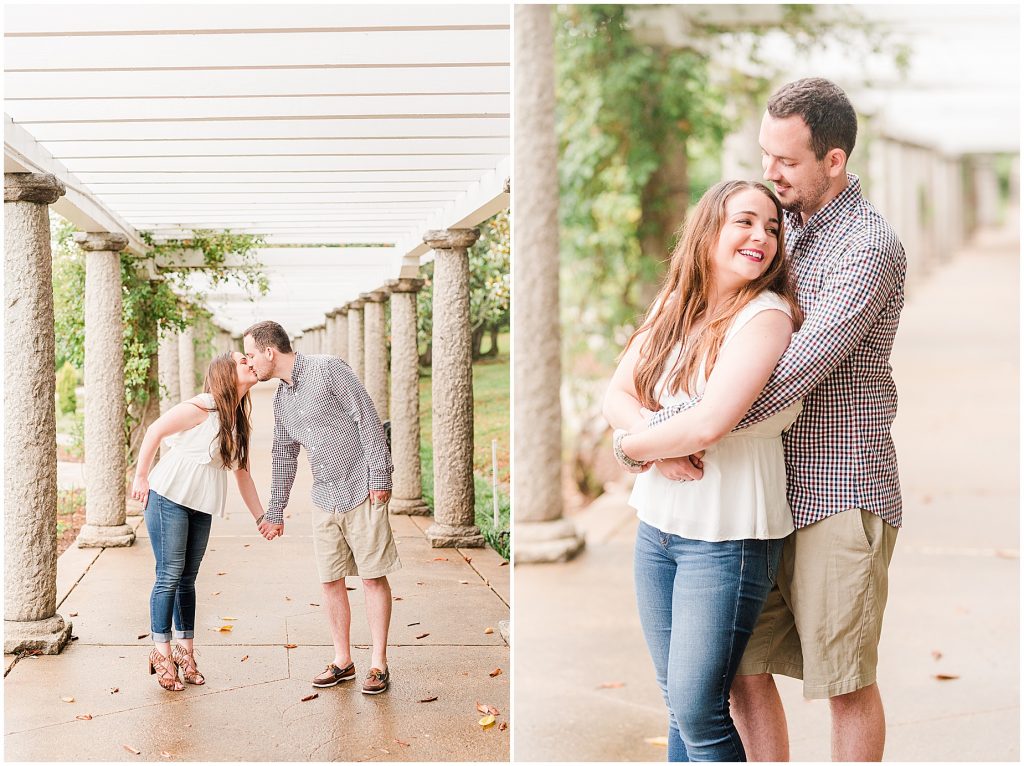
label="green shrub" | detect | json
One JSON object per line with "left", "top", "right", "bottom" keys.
{"left": 56, "top": 362, "right": 79, "bottom": 415}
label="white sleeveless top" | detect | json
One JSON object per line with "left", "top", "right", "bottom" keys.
{"left": 148, "top": 393, "right": 228, "bottom": 516}
{"left": 629, "top": 291, "right": 801, "bottom": 541}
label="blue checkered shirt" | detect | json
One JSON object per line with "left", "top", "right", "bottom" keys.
{"left": 649, "top": 174, "right": 906, "bottom": 528}
{"left": 267, "top": 353, "right": 392, "bottom": 524}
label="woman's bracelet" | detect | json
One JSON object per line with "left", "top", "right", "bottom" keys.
{"left": 613, "top": 429, "right": 646, "bottom": 470}
{"left": 255, "top": 514, "right": 265, "bottom": 525}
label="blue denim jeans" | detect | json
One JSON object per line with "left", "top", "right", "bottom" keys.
{"left": 145, "top": 491, "right": 213, "bottom": 641}
{"left": 634, "top": 521, "right": 785, "bottom": 762}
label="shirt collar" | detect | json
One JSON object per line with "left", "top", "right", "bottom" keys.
{"left": 784, "top": 172, "right": 862, "bottom": 234}
{"left": 286, "top": 352, "right": 307, "bottom": 390}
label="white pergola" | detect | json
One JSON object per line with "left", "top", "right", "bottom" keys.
{"left": 4, "top": 4, "right": 510, "bottom": 335}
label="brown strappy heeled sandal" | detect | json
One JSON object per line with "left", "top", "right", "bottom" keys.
{"left": 148, "top": 647, "right": 184, "bottom": 691}
{"left": 172, "top": 644, "right": 205, "bottom": 685}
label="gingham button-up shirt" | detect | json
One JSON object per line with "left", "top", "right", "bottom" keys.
{"left": 649, "top": 174, "right": 906, "bottom": 529}
{"left": 267, "top": 353, "right": 392, "bottom": 524}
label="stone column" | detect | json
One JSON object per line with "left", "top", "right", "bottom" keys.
{"left": 387, "top": 278, "right": 429, "bottom": 515}
{"left": 973, "top": 155, "right": 1001, "bottom": 229}
{"left": 158, "top": 328, "right": 181, "bottom": 413}
{"left": 347, "top": 299, "right": 366, "bottom": 381}
{"left": 336, "top": 307, "right": 350, "bottom": 361}
{"left": 362, "top": 287, "right": 390, "bottom": 419}
{"left": 424, "top": 228, "right": 484, "bottom": 548}
{"left": 75, "top": 231, "right": 135, "bottom": 548}
{"left": 4, "top": 172, "right": 74, "bottom": 654}
{"left": 178, "top": 324, "right": 196, "bottom": 398}
{"left": 325, "top": 312, "right": 338, "bottom": 357}
{"left": 514, "top": 4, "right": 584, "bottom": 562}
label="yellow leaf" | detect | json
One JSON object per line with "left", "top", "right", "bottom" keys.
{"left": 645, "top": 737, "right": 668, "bottom": 747}
{"left": 123, "top": 744, "right": 142, "bottom": 755}
{"left": 483, "top": 627, "right": 494, "bottom": 635}
{"left": 217, "top": 624, "right": 233, "bottom": 632}
{"left": 478, "top": 715, "right": 496, "bottom": 728}
{"left": 61, "top": 696, "right": 75, "bottom": 703}
{"left": 220, "top": 616, "right": 239, "bottom": 621}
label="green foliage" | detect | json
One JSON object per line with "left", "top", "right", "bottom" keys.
{"left": 52, "top": 220, "right": 269, "bottom": 466}
{"left": 554, "top": 5, "right": 905, "bottom": 497}
{"left": 56, "top": 361, "right": 79, "bottom": 415}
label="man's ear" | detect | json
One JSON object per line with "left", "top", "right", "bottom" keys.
{"left": 826, "top": 148, "right": 847, "bottom": 178}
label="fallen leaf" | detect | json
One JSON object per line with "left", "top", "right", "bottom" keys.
{"left": 499, "top": 722, "right": 508, "bottom": 731}
{"left": 393, "top": 596, "right": 403, "bottom": 601}
{"left": 499, "top": 561, "right": 508, "bottom": 566}
{"left": 415, "top": 632, "right": 430, "bottom": 639}
{"left": 465, "top": 557, "right": 473, "bottom": 563}
{"left": 645, "top": 736, "right": 668, "bottom": 747}
{"left": 416, "top": 581, "right": 424, "bottom": 586}
{"left": 184, "top": 723, "right": 192, "bottom": 728}
{"left": 284, "top": 644, "right": 298, "bottom": 649}
{"left": 69, "top": 612, "right": 78, "bottom": 617}
{"left": 160, "top": 752, "right": 174, "bottom": 758}
{"left": 309, "top": 603, "right": 320, "bottom": 607}
{"left": 431, "top": 557, "right": 449, "bottom": 562}
{"left": 76, "top": 714, "right": 93, "bottom": 721}
{"left": 459, "top": 580, "right": 469, "bottom": 585}
{"left": 598, "top": 681, "right": 625, "bottom": 689}
{"left": 211, "top": 591, "right": 221, "bottom": 596}
{"left": 123, "top": 744, "right": 141, "bottom": 755}
{"left": 217, "top": 572, "right": 227, "bottom": 576}
{"left": 484, "top": 627, "right": 494, "bottom": 635}
{"left": 240, "top": 655, "right": 249, "bottom": 662}
{"left": 217, "top": 625, "right": 233, "bottom": 633}
{"left": 284, "top": 596, "right": 292, "bottom": 601}
{"left": 380, "top": 748, "right": 390, "bottom": 755}
{"left": 71, "top": 636, "right": 80, "bottom": 641}
{"left": 476, "top": 701, "right": 500, "bottom": 716}
{"left": 394, "top": 738, "right": 410, "bottom": 747}
{"left": 243, "top": 544, "right": 250, "bottom": 548}
{"left": 346, "top": 586, "right": 356, "bottom": 591}
{"left": 109, "top": 687, "right": 119, "bottom": 694}
{"left": 934, "top": 673, "right": 960, "bottom": 681}
{"left": 407, "top": 621, "right": 421, "bottom": 626}
{"left": 301, "top": 693, "right": 319, "bottom": 702}
{"left": 478, "top": 715, "right": 496, "bottom": 728}
{"left": 61, "top": 696, "right": 75, "bottom": 703}
{"left": 931, "top": 650, "right": 943, "bottom": 661}
{"left": 489, "top": 668, "right": 502, "bottom": 678}
{"left": 418, "top": 696, "right": 438, "bottom": 703}
{"left": 137, "top": 633, "right": 148, "bottom": 640}
{"left": 220, "top": 616, "right": 239, "bottom": 621}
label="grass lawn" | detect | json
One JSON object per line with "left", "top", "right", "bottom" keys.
{"left": 418, "top": 332, "right": 509, "bottom": 558}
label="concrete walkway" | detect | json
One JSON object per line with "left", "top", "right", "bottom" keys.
{"left": 515, "top": 229, "right": 1019, "bottom": 761}
{"left": 6, "top": 382, "right": 510, "bottom": 762}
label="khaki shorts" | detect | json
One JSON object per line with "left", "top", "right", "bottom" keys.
{"left": 311, "top": 496, "right": 402, "bottom": 582}
{"left": 737, "top": 507, "right": 898, "bottom": 699}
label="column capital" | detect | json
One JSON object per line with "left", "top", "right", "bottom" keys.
{"left": 423, "top": 228, "right": 480, "bottom": 251}
{"left": 74, "top": 232, "right": 129, "bottom": 253}
{"left": 336, "top": 305, "right": 349, "bottom": 315}
{"left": 348, "top": 298, "right": 366, "bottom": 310}
{"left": 387, "top": 277, "right": 425, "bottom": 294}
{"left": 360, "top": 287, "right": 390, "bottom": 303}
{"left": 4, "top": 172, "right": 66, "bottom": 204}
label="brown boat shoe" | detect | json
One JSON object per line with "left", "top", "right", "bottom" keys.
{"left": 312, "top": 661, "right": 356, "bottom": 688}
{"left": 362, "top": 666, "right": 390, "bottom": 695}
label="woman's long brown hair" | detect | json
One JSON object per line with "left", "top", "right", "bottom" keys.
{"left": 201, "top": 353, "right": 251, "bottom": 471}
{"left": 628, "top": 180, "right": 802, "bottom": 411}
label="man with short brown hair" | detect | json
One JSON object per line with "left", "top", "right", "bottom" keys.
{"left": 243, "top": 320, "right": 399, "bottom": 695}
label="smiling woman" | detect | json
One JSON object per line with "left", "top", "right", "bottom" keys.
{"left": 600, "top": 179, "right": 803, "bottom": 760}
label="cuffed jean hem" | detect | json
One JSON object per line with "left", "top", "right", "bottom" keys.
{"left": 173, "top": 629, "right": 194, "bottom": 640}
{"left": 151, "top": 631, "right": 173, "bottom": 642}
